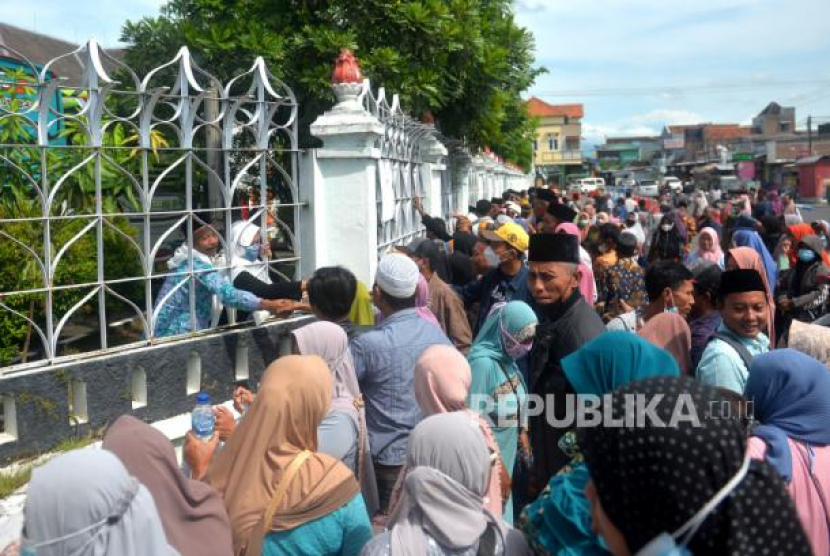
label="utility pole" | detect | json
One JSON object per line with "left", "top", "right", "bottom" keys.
{"left": 808, "top": 115, "right": 813, "bottom": 156}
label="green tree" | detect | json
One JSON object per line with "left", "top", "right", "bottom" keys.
{"left": 120, "top": 0, "right": 544, "bottom": 170}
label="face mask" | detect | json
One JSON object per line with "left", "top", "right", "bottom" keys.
{"left": 634, "top": 455, "right": 751, "bottom": 556}
{"left": 577, "top": 219, "right": 590, "bottom": 228}
{"left": 664, "top": 291, "right": 678, "bottom": 314}
{"left": 500, "top": 314, "right": 535, "bottom": 360}
{"left": 243, "top": 244, "right": 261, "bottom": 261}
{"left": 483, "top": 246, "right": 501, "bottom": 268}
{"left": 660, "top": 223, "right": 674, "bottom": 232}
{"left": 797, "top": 248, "right": 817, "bottom": 263}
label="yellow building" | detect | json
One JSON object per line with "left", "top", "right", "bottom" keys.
{"left": 528, "top": 97, "right": 584, "bottom": 181}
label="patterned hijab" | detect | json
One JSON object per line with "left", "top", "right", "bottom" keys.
{"left": 579, "top": 376, "right": 811, "bottom": 556}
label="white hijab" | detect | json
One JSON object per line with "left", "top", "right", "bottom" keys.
{"left": 229, "top": 220, "right": 270, "bottom": 283}
{"left": 22, "top": 450, "right": 178, "bottom": 556}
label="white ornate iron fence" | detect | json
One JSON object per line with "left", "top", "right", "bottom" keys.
{"left": 0, "top": 39, "right": 301, "bottom": 372}
{"left": 360, "top": 81, "right": 437, "bottom": 254}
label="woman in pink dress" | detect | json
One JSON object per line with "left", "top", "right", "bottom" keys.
{"left": 746, "top": 349, "right": 830, "bottom": 556}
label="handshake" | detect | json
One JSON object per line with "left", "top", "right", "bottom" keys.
{"left": 259, "top": 298, "right": 311, "bottom": 317}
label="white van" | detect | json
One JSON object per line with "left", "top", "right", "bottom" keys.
{"left": 571, "top": 177, "right": 606, "bottom": 194}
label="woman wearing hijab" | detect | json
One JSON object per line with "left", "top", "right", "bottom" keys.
{"left": 204, "top": 355, "right": 372, "bottom": 556}
{"left": 745, "top": 350, "right": 830, "bottom": 556}
{"left": 579, "top": 376, "right": 811, "bottom": 556}
{"left": 19, "top": 449, "right": 178, "bottom": 556}
{"left": 732, "top": 228, "right": 778, "bottom": 290}
{"left": 726, "top": 246, "right": 777, "bottom": 345}
{"left": 349, "top": 281, "right": 376, "bottom": 326}
{"left": 103, "top": 416, "right": 232, "bottom": 556}
{"left": 408, "top": 345, "right": 504, "bottom": 517}
{"left": 291, "top": 321, "right": 378, "bottom": 515}
{"left": 467, "top": 301, "right": 538, "bottom": 525}
{"left": 779, "top": 235, "right": 830, "bottom": 324}
{"left": 555, "top": 222, "right": 597, "bottom": 304}
{"left": 361, "top": 412, "right": 529, "bottom": 556}
{"left": 638, "top": 313, "right": 693, "bottom": 374}
{"left": 413, "top": 274, "right": 442, "bottom": 329}
{"left": 768, "top": 190, "right": 783, "bottom": 217}
{"left": 519, "top": 332, "right": 680, "bottom": 556}
{"left": 228, "top": 220, "right": 304, "bottom": 320}
{"left": 787, "top": 318, "right": 830, "bottom": 367}
{"left": 647, "top": 213, "right": 684, "bottom": 263}
{"left": 788, "top": 223, "right": 816, "bottom": 264}
{"left": 684, "top": 227, "right": 724, "bottom": 269}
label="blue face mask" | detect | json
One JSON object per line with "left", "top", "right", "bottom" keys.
{"left": 243, "top": 244, "right": 261, "bottom": 262}
{"left": 797, "top": 248, "right": 817, "bottom": 263}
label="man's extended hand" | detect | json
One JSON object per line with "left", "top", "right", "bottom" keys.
{"left": 260, "top": 298, "right": 295, "bottom": 316}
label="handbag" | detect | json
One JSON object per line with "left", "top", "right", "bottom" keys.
{"left": 243, "top": 450, "right": 312, "bottom": 556}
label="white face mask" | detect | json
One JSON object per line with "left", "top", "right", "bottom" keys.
{"left": 661, "top": 223, "right": 674, "bottom": 232}
{"left": 483, "top": 246, "right": 501, "bottom": 268}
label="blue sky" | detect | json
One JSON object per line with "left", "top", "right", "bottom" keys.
{"left": 3, "top": 0, "right": 830, "bottom": 146}
{"left": 515, "top": 0, "right": 830, "bottom": 145}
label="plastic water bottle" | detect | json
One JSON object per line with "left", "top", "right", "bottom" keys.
{"left": 192, "top": 392, "right": 215, "bottom": 442}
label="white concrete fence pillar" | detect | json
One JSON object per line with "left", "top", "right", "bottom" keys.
{"left": 306, "top": 52, "right": 384, "bottom": 287}
{"left": 420, "top": 135, "right": 448, "bottom": 219}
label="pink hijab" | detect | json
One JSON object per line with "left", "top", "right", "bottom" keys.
{"left": 415, "top": 274, "right": 441, "bottom": 329}
{"left": 728, "top": 247, "right": 777, "bottom": 347}
{"left": 555, "top": 222, "right": 598, "bottom": 304}
{"left": 392, "top": 345, "right": 504, "bottom": 517}
{"left": 638, "top": 313, "right": 693, "bottom": 375}
{"left": 696, "top": 227, "right": 724, "bottom": 264}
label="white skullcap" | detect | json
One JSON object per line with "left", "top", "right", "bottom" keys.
{"left": 376, "top": 253, "right": 420, "bottom": 298}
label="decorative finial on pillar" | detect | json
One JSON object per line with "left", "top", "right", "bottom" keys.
{"left": 331, "top": 49, "right": 364, "bottom": 109}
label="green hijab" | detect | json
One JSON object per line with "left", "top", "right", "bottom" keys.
{"left": 468, "top": 301, "right": 538, "bottom": 366}
{"left": 562, "top": 331, "right": 680, "bottom": 396}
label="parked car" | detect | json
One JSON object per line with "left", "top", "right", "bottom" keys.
{"left": 661, "top": 176, "right": 683, "bottom": 193}
{"left": 571, "top": 177, "right": 606, "bottom": 194}
{"left": 634, "top": 179, "right": 659, "bottom": 197}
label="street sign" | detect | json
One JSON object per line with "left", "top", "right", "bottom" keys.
{"left": 733, "top": 153, "right": 754, "bottom": 161}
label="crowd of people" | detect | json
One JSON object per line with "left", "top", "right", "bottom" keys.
{"left": 7, "top": 184, "right": 830, "bottom": 555}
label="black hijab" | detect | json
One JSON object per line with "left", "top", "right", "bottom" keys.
{"left": 579, "top": 376, "right": 810, "bottom": 556}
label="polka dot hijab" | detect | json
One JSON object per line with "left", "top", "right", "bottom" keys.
{"left": 578, "top": 376, "right": 811, "bottom": 555}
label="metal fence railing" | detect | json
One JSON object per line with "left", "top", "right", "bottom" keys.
{"left": 360, "top": 81, "right": 436, "bottom": 255}
{"left": 0, "top": 39, "right": 301, "bottom": 372}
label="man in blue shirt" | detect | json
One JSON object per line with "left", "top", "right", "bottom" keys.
{"left": 455, "top": 221, "right": 533, "bottom": 333}
{"left": 351, "top": 254, "right": 451, "bottom": 513}
{"left": 697, "top": 269, "right": 770, "bottom": 394}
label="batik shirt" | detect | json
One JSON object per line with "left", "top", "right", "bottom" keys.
{"left": 598, "top": 257, "right": 646, "bottom": 315}
{"left": 153, "top": 248, "right": 261, "bottom": 337}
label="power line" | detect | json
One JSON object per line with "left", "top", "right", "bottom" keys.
{"left": 534, "top": 80, "right": 830, "bottom": 97}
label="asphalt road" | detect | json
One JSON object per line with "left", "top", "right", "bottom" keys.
{"left": 800, "top": 202, "right": 830, "bottom": 223}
